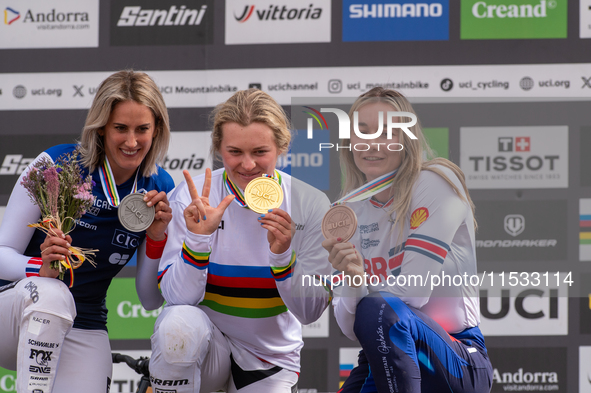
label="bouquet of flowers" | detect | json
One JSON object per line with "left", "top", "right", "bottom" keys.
{"left": 20, "top": 148, "right": 97, "bottom": 287}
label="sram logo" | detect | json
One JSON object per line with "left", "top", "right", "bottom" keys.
{"left": 0, "top": 154, "right": 34, "bottom": 175}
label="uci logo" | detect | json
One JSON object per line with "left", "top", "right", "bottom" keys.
{"left": 112, "top": 229, "right": 140, "bottom": 250}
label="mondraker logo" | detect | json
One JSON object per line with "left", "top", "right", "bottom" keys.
{"left": 4, "top": 7, "right": 19, "bottom": 25}
{"left": 234, "top": 4, "right": 322, "bottom": 22}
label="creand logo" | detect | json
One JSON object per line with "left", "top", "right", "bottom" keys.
{"left": 471, "top": 0, "right": 552, "bottom": 19}
{"left": 234, "top": 4, "right": 322, "bottom": 22}
{"left": 304, "top": 106, "right": 417, "bottom": 152}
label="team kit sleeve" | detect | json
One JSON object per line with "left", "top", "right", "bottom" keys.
{"left": 135, "top": 168, "right": 176, "bottom": 311}
{"left": 388, "top": 169, "right": 470, "bottom": 309}
{"left": 270, "top": 187, "right": 333, "bottom": 325}
{"left": 157, "top": 178, "right": 211, "bottom": 306}
{"left": 0, "top": 152, "right": 52, "bottom": 281}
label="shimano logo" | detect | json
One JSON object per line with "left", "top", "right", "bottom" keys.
{"left": 117, "top": 5, "right": 208, "bottom": 26}
{"left": 349, "top": 3, "right": 443, "bottom": 18}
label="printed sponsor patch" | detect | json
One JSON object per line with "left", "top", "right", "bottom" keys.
{"left": 410, "top": 207, "right": 429, "bottom": 229}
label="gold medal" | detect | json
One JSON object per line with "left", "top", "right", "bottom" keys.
{"left": 244, "top": 176, "right": 284, "bottom": 214}
{"left": 321, "top": 204, "right": 357, "bottom": 241}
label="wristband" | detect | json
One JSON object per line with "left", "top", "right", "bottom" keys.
{"left": 146, "top": 234, "right": 167, "bottom": 259}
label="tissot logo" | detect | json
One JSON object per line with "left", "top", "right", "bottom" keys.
{"left": 110, "top": 0, "right": 214, "bottom": 46}
{"left": 460, "top": 126, "right": 568, "bottom": 189}
{"left": 225, "top": 0, "right": 331, "bottom": 44}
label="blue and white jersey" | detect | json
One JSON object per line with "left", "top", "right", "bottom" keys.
{"left": 334, "top": 165, "right": 481, "bottom": 340}
{"left": 0, "top": 144, "right": 175, "bottom": 330}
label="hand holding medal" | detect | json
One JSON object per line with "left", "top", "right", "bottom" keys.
{"left": 242, "top": 174, "right": 291, "bottom": 254}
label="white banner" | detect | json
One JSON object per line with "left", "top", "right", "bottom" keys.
{"left": 1, "top": 63, "right": 591, "bottom": 111}
{"left": 0, "top": 0, "right": 99, "bottom": 49}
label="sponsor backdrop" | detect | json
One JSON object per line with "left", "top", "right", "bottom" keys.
{"left": 1, "top": 0, "right": 591, "bottom": 392}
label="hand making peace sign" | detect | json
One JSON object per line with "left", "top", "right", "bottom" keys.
{"left": 183, "top": 168, "right": 235, "bottom": 235}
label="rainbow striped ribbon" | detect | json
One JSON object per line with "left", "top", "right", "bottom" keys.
{"left": 223, "top": 170, "right": 282, "bottom": 209}
{"left": 332, "top": 170, "right": 397, "bottom": 207}
{"left": 98, "top": 157, "right": 139, "bottom": 207}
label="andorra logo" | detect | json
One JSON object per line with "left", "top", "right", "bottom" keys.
{"left": 4, "top": 7, "right": 20, "bottom": 25}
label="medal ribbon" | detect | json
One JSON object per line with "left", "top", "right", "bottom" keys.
{"left": 98, "top": 157, "right": 139, "bottom": 207}
{"left": 223, "top": 170, "right": 282, "bottom": 209}
{"left": 332, "top": 170, "right": 397, "bottom": 207}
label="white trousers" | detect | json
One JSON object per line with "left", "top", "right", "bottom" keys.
{"left": 150, "top": 305, "right": 298, "bottom": 393}
{"left": 0, "top": 277, "right": 112, "bottom": 393}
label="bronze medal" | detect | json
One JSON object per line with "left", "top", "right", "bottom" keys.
{"left": 321, "top": 204, "right": 357, "bottom": 241}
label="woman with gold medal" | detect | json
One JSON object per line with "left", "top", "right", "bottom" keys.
{"left": 149, "top": 89, "right": 332, "bottom": 392}
{"left": 323, "top": 88, "right": 493, "bottom": 392}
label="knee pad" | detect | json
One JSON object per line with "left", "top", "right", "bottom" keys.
{"left": 20, "top": 277, "right": 76, "bottom": 323}
{"left": 156, "top": 306, "right": 212, "bottom": 364}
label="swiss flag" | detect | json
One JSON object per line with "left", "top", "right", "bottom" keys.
{"left": 515, "top": 137, "right": 530, "bottom": 152}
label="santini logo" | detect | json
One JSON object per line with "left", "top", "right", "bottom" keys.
{"left": 349, "top": 3, "right": 443, "bottom": 18}
{"left": 234, "top": 4, "right": 322, "bottom": 22}
{"left": 117, "top": 5, "right": 208, "bottom": 26}
{"left": 4, "top": 7, "right": 19, "bottom": 24}
{"left": 472, "top": 0, "right": 551, "bottom": 18}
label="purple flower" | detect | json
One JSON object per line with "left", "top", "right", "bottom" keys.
{"left": 43, "top": 167, "right": 60, "bottom": 218}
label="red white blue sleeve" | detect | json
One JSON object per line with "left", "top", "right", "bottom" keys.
{"left": 0, "top": 152, "right": 51, "bottom": 281}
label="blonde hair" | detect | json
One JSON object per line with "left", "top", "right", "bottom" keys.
{"left": 339, "top": 87, "right": 476, "bottom": 233}
{"left": 210, "top": 88, "right": 291, "bottom": 158}
{"left": 79, "top": 70, "right": 170, "bottom": 177}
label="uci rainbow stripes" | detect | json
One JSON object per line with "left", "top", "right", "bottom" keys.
{"left": 98, "top": 157, "right": 139, "bottom": 207}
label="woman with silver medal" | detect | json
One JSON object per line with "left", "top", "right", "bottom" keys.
{"left": 149, "top": 89, "right": 332, "bottom": 393}
{"left": 0, "top": 70, "right": 175, "bottom": 393}
{"left": 322, "top": 88, "right": 493, "bottom": 392}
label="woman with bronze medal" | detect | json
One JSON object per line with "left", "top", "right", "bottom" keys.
{"left": 0, "top": 70, "right": 175, "bottom": 392}
{"left": 149, "top": 89, "right": 332, "bottom": 393}
{"left": 323, "top": 88, "right": 493, "bottom": 392}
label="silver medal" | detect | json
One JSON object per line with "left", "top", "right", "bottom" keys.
{"left": 117, "top": 192, "right": 155, "bottom": 232}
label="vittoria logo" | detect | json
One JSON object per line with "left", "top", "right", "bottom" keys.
{"left": 225, "top": 0, "right": 331, "bottom": 44}
{"left": 234, "top": 4, "right": 322, "bottom": 22}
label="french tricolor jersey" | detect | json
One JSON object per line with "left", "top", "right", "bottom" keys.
{"left": 158, "top": 168, "right": 332, "bottom": 372}
{"left": 335, "top": 165, "right": 480, "bottom": 338}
